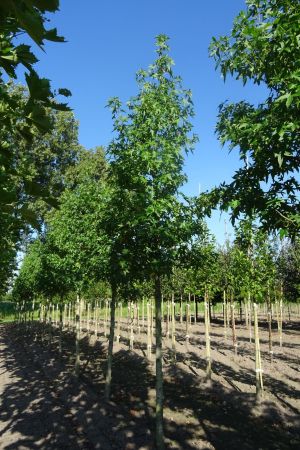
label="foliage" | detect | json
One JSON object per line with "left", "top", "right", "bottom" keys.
{"left": 277, "top": 238, "right": 300, "bottom": 301}
{"left": 0, "top": 1, "right": 72, "bottom": 294}
{"left": 106, "top": 34, "right": 199, "bottom": 283}
{"left": 0, "top": 0, "right": 70, "bottom": 136}
{"left": 208, "top": 0, "right": 300, "bottom": 236}
{"left": 48, "top": 147, "right": 110, "bottom": 294}
{"left": 0, "top": 86, "right": 80, "bottom": 294}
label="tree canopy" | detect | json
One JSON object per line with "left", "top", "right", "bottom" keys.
{"left": 207, "top": 0, "right": 300, "bottom": 236}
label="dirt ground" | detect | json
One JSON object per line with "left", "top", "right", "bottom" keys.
{"left": 0, "top": 313, "right": 299, "bottom": 449}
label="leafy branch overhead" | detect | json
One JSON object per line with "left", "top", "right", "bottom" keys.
{"left": 207, "top": 0, "right": 300, "bottom": 236}
{"left": 0, "top": 0, "right": 71, "bottom": 135}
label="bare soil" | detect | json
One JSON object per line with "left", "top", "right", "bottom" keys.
{"left": 0, "top": 314, "right": 299, "bottom": 449}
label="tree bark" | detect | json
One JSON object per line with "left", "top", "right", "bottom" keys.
{"left": 74, "top": 294, "right": 80, "bottom": 377}
{"left": 155, "top": 275, "right": 165, "bottom": 450}
{"left": 105, "top": 281, "right": 117, "bottom": 401}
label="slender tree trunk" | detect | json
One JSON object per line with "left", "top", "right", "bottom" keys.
{"left": 155, "top": 275, "right": 164, "bottom": 450}
{"left": 142, "top": 297, "right": 145, "bottom": 329}
{"left": 267, "top": 287, "right": 273, "bottom": 362}
{"left": 239, "top": 300, "right": 243, "bottom": 323}
{"left": 231, "top": 298, "right": 237, "bottom": 355}
{"left": 74, "top": 294, "right": 80, "bottom": 377}
{"left": 130, "top": 302, "right": 134, "bottom": 350}
{"left": 166, "top": 300, "right": 170, "bottom": 339}
{"left": 105, "top": 282, "right": 117, "bottom": 401}
{"left": 185, "top": 303, "right": 190, "bottom": 347}
{"left": 116, "top": 302, "right": 121, "bottom": 344}
{"left": 171, "top": 294, "right": 176, "bottom": 363}
{"left": 59, "top": 302, "right": 63, "bottom": 356}
{"left": 205, "top": 292, "right": 212, "bottom": 380}
{"left": 208, "top": 298, "right": 212, "bottom": 323}
{"left": 223, "top": 290, "right": 227, "bottom": 340}
{"left": 180, "top": 294, "right": 183, "bottom": 324}
{"left": 254, "top": 303, "right": 263, "bottom": 402}
{"left": 147, "top": 302, "right": 152, "bottom": 359}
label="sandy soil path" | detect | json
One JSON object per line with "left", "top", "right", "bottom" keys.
{"left": 0, "top": 317, "right": 299, "bottom": 450}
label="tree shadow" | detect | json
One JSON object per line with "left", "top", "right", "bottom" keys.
{"left": 1, "top": 322, "right": 299, "bottom": 450}
{"left": 0, "top": 323, "right": 158, "bottom": 449}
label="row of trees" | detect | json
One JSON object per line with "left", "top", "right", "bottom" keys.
{"left": 1, "top": 1, "right": 299, "bottom": 448}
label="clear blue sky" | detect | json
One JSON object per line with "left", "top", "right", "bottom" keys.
{"left": 21, "top": 0, "right": 268, "bottom": 243}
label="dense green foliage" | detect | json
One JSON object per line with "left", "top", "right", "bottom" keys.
{"left": 0, "top": 0, "right": 72, "bottom": 295}
{"left": 208, "top": 0, "right": 300, "bottom": 235}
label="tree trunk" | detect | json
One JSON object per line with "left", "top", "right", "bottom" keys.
{"left": 231, "top": 298, "right": 237, "bottom": 355}
{"left": 59, "top": 302, "right": 63, "bottom": 356}
{"left": 105, "top": 281, "right": 117, "bottom": 401}
{"left": 223, "top": 290, "right": 227, "bottom": 340}
{"left": 74, "top": 294, "right": 80, "bottom": 377}
{"left": 155, "top": 275, "right": 165, "bottom": 450}
{"left": 205, "top": 293, "right": 212, "bottom": 380}
{"left": 254, "top": 303, "right": 263, "bottom": 402}
{"left": 208, "top": 299, "right": 212, "bottom": 323}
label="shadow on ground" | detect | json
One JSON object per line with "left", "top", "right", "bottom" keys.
{"left": 0, "top": 322, "right": 299, "bottom": 449}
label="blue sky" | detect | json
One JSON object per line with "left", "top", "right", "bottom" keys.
{"left": 19, "top": 0, "right": 268, "bottom": 243}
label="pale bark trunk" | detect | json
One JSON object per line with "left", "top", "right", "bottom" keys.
{"left": 105, "top": 282, "right": 117, "bottom": 401}
{"left": 155, "top": 275, "right": 164, "bottom": 450}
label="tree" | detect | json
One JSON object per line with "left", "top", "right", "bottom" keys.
{"left": 0, "top": 0, "right": 71, "bottom": 136}
{"left": 48, "top": 147, "right": 109, "bottom": 296}
{"left": 277, "top": 238, "right": 300, "bottom": 302}
{"left": 0, "top": 1, "right": 71, "bottom": 292}
{"left": 0, "top": 86, "right": 80, "bottom": 294}
{"left": 208, "top": 0, "right": 300, "bottom": 236}
{"left": 106, "top": 34, "right": 198, "bottom": 449}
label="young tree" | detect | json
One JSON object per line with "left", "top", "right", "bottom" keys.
{"left": 106, "top": 35, "right": 198, "bottom": 449}
{"left": 208, "top": 0, "right": 300, "bottom": 236}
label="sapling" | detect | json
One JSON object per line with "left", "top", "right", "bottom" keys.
{"left": 116, "top": 302, "right": 122, "bottom": 343}
{"left": 59, "top": 302, "right": 63, "bottom": 355}
{"left": 166, "top": 300, "right": 170, "bottom": 339}
{"left": 74, "top": 295, "right": 81, "bottom": 377}
{"left": 127, "top": 302, "right": 130, "bottom": 340}
{"left": 147, "top": 302, "right": 152, "bottom": 359}
{"left": 130, "top": 302, "right": 134, "bottom": 350}
{"left": 180, "top": 294, "right": 183, "bottom": 324}
{"left": 185, "top": 303, "right": 190, "bottom": 347}
{"left": 94, "top": 301, "right": 98, "bottom": 339}
{"left": 171, "top": 295, "right": 176, "bottom": 363}
{"left": 248, "top": 294, "right": 252, "bottom": 343}
{"left": 267, "top": 287, "right": 273, "bottom": 362}
{"left": 87, "top": 303, "right": 90, "bottom": 335}
{"left": 135, "top": 302, "right": 140, "bottom": 336}
{"left": 63, "top": 303, "right": 67, "bottom": 329}
{"left": 231, "top": 300, "right": 237, "bottom": 355}
{"left": 105, "top": 283, "right": 117, "bottom": 401}
{"left": 254, "top": 303, "right": 263, "bottom": 402}
{"left": 55, "top": 303, "right": 59, "bottom": 327}
{"left": 151, "top": 300, "right": 154, "bottom": 341}
{"left": 79, "top": 299, "right": 83, "bottom": 335}
{"left": 142, "top": 297, "right": 145, "bottom": 329}
{"left": 223, "top": 290, "right": 227, "bottom": 340}
{"left": 49, "top": 302, "right": 53, "bottom": 344}
{"left": 245, "top": 298, "right": 249, "bottom": 329}
{"left": 276, "top": 299, "right": 283, "bottom": 348}
{"left": 104, "top": 299, "right": 108, "bottom": 338}
{"left": 204, "top": 293, "right": 212, "bottom": 380}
